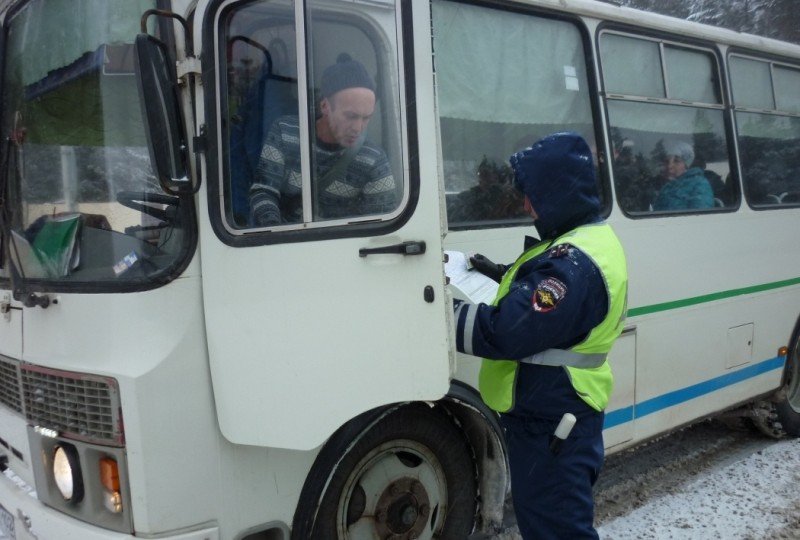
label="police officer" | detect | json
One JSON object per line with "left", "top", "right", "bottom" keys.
{"left": 453, "top": 132, "right": 628, "bottom": 539}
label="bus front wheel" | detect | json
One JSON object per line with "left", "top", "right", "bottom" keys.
{"left": 751, "top": 332, "right": 800, "bottom": 438}
{"left": 292, "top": 403, "right": 478, "bottom": 539}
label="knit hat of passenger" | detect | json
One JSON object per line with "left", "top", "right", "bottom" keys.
{"left": 664, "top": 140, "right": 695, "bottom": 167}
{"left": 320, "top": 54, "right": 375, "bottom": 98}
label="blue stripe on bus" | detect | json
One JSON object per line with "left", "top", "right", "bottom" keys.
{"left": 603, "top": 356, "right": 786, "bottom": 430}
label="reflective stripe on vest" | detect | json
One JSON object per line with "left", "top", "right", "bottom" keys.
{"left": 478, "top": 222, "right": 628, "bottom": 413}
{"left": 519, "top": 349, "right": 606, "bottom": 369}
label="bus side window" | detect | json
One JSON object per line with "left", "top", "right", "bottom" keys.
{"left": 601, "top": 33, "right": 735, "bottom": 216}
{"left": 730, "top": 56, "right": 800, "bottom": 208}
{"left": 220, "top": 0, "right": 404, "bottom": 231}
{"left": 223, "top": 4, "right": 299, "bottom": 228}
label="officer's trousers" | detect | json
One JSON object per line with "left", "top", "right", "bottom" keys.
{"left": 499, "top": 364, "right": 605, "bottom": 540}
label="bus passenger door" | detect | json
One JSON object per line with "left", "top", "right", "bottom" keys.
{"left": 604, "top": 326, "right": 636, "bottom": 448}
{"left": 196, "top": 0, "right": 451, "bottom": 450}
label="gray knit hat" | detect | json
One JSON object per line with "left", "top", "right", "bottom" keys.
{"left": 320, "top": 54, "right": 375, "bottom": 98}
{"left": 664, "top": 140, "right": 695, "bottom": 167}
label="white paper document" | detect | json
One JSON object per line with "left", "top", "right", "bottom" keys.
{"left": 445, "top": 250, "right": 499, "bottom": 304}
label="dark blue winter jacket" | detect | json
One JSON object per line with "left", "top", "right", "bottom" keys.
{"left": 454, "top": 132, "right": 609, "bottom": 426}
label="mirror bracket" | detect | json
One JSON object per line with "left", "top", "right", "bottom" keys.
{"left": 177, "top": 57, "right": 202, "bottom": 83}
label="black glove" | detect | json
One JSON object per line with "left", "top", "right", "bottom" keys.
{"left": 469, "top": 253, "right": 507, "bottom": 283}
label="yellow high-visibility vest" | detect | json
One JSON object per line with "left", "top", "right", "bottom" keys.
{"left": 478, "top": 222, "right": 628, "bottom": 412}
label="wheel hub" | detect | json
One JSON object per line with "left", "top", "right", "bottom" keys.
{"left": 375, "top": 478, "right": 430, "bottom": 539}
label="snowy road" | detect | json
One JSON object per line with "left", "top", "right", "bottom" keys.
{"left": 489, "top": 419, "right": 800, "bottom": 539}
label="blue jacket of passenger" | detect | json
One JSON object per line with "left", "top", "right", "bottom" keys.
{"left": 652, "top": 167, "right": 714, "bottom": 210}
{"left": 453, "top": 132, "right": 609, "bottom": 427}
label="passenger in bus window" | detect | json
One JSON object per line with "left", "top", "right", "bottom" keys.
{"left": 652, "top": 140, "right": 714, "bottom": 211}
{"left": 249, "top": 54, "right": 397, "bottom": 225}
{"left": 446, "top": 157, "right": 526, "bottom": 222}
{"left": 612, "top": 138, "right": 655, "bottom": 212}
{"left": 452, "top": 132, "right": 628, "bottom": 540}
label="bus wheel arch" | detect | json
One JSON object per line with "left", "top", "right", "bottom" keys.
{"left": 291, "top": 400, "right": 480, "bottom": 539}
{"left": 440, "top": 380, "right": 509, "bottom": 534}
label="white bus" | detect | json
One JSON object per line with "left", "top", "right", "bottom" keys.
{"left": 0, "top": 0, "right": 798, "bottom": 538}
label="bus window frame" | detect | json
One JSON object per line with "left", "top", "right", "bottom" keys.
{"left": 727, "top": 48, "right": 800, "bottom": 212}
{"left": 203, "top": 0, "right": 419, "bottom": 247}
{"left": 596, "top": 24, "right": 741, "bottom": 219}
{"left": 434, "top": 0, "right": 612, "bottom": 229}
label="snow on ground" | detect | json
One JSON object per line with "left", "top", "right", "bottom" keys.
{"left": 597, "top": 437, "right": 800, "bottom": 539}
{"left": 489, "top": 422, "right": 800, "bottom": 540}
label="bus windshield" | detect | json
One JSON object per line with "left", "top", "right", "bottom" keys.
{"left": 0, "top": 0, "right": 194, "bottom": 290}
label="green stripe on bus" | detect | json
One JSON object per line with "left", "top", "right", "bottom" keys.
{"left": 628, "top": 276, "right": 800, "bottom": 317}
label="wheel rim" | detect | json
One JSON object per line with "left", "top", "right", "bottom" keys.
{"left": 335, "top": 439, "right": 448, "bottom": 539}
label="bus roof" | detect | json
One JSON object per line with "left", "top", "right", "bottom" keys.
{"left": 0, "top": 0, "right": 797, "bottom": 60}
{"left": 534, "top": 0, "right": 800, "bottom": 59}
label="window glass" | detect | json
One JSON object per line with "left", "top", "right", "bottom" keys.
{"left": 222, "top": 0, "right": 403, "bottom": 230}
{"left": 729, "top": 56, "right": 774, "bottom": 110}
{"left": 608, "top": 102, "right": 732, "bottom": 213}
{"left": 432, "top": 0, "right": 597, "bottom": 228}
{"left": 736, "top": 112, "right": 800, "bottom": 206}
{"left": 774, "top": 65, "right": 800, "bottom": 113}
{"left": 664, "top": 45, "right": 719, "bottom": 104}
{"left": 0, "top": 0, "right": 192, "bottom": 288}
{"left": 600, "top": 33, "right": 664, "bottom": 98}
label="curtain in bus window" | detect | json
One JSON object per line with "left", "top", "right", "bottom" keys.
{"left": 432, "top": 0, "right": 596, "bottom": 228}
{"left": 600, "top": 34, "right": 664, "bottom": 98}
{"left": 8, "top": 0, "right": 153, "bottom": 88}
{"left": 774, "top": 66, "right": 800, "bottom": 113}
{"left": 607, "top": 101, "right": 726, "bottom": 135}
{"left": 664, "top": 46, "right": 719, "bottom": 104}
{"left": 431, "top": 0, "right": 591, "bottom": 125}
{"left": 729, "top": 57, "right": 775, "bottom": 110}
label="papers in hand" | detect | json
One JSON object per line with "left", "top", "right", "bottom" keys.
{"left": 445, "top": 250, "right": 499, "bottom": 304}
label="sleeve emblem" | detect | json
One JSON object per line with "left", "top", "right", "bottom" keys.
{"left": 532, "top": 277, "right": 567, "bottom": 312}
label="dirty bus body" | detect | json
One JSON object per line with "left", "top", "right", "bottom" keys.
{"left": 0, "top": 0, "right": 799, "bottom": 538}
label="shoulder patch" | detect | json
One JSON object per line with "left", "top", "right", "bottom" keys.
{"left": 532, "top": 277, "right": 567, "bottom": 312}
{"left": 548, "top": 243, "right": 573, "bottom": 258}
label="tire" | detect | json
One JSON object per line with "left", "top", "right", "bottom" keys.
{"left": 751, "top": 328, "right": 800, "bottom": 438}
{"left": 774, "top": 332, "right": 800, "bottom": 436}
{"left": 292, "top": 403, "right": 477, "bottom": 539}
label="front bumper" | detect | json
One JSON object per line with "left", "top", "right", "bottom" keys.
{"left": 0, "top": 468, "right": 219, "bottom": 540}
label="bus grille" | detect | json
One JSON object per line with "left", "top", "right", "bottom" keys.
{"left": 0, "top": 356, "right": 23, "bottom": 413}
{"left": 0, "top": 356, "right": 123, "bottom": 446}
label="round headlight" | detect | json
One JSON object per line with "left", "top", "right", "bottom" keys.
{"left": 53, "top": 445, "right": 83, "bottom": 502}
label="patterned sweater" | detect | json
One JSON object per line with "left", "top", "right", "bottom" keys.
{"left": 250, "top": 116, "right": 397, "bottom": 225}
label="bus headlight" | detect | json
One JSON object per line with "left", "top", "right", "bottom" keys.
{"left": 53, "top": 444, "right": 84, "bottom": 502}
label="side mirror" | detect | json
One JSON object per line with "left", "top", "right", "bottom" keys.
{"left": 133, "top": 34, "right": 190, "bottom": 192}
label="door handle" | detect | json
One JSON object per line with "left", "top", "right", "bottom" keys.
{"left": 359, "top": 240, "right": 426, "bottom": 257}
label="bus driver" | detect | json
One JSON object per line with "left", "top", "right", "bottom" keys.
{"left": 249, "top": 54, "right": 397, "bottom": 226}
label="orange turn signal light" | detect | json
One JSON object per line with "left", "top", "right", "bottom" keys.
{"left": 99, "top": 457, "right": 120, "bottom": 492}
{"left": 779, "top": 346, "right": 789, "bottom": 358}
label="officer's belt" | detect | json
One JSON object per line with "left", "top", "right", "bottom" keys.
{"left": 519, "top": 349, "right": 606, "bottom": 369}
